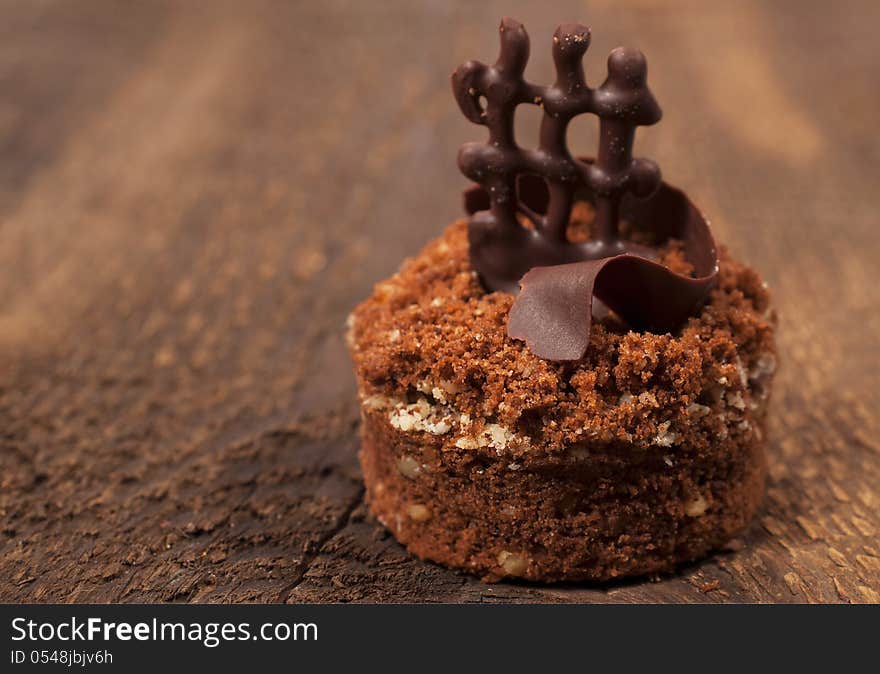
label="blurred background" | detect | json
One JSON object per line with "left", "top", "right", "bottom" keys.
{"left": 0, "top": 1, "right": 877, "bottom": 602}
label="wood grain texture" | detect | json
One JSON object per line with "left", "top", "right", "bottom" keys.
{"left": 0, "top": 0, "right": 877, "bottom": 603}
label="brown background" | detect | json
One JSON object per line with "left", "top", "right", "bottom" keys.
{"left": 0, "top": 0, "right": 878, "bottom": 603}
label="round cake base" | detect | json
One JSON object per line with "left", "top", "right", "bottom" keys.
{"left": 359, "top": 408, "right": 766, "bottom": 583}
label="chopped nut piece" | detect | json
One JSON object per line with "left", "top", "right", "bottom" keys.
{"left": 454, "top": 422, "right": 525, "bottom": 451}
{"left": 497, "top": 551, "right": 529, "bottom": 577}
{"left": 638, "top": 391, "right": 658, "bottom": 407}
{"left": 725, "top": 391, "right": 747, "bottom": 410}
{"left": 396, "top": 455, "right": 421, "bottom": 479}
{"left": 385, "top": 395, "right": 454, "bottom": 435}
{"left": 439, "top": 379, "right": 460, "bottom": 394}
{"left": 407, "top": 504, "right": 432, "bottom": 522}
{"left": 652, "top": 421, "right": 677, "bottom": 447}
{"left": 685, "top": 495, "right": 708, "bottom": 517}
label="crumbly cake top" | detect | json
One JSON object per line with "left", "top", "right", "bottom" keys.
{"left": 348, "top": 211, "right": 776, "bottom": 457}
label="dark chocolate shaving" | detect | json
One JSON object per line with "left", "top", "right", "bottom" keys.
{"left": 453, "top": 18, "right": 720, "bottom": 361}
{"left": 467, "top": 177, "right": 719, "bottom": 360}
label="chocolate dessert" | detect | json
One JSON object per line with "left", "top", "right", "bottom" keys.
{"left": 348, "top": 18, "right": 776, "bottom": 582}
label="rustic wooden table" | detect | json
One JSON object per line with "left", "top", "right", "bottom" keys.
{"left": 1, "top": 0, "right": 877, "bottom": 603}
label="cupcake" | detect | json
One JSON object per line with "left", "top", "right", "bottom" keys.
{"left": 347, "top": 18, "right": 776, "bottom": 582}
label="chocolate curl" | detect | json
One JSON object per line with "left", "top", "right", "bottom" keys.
{"left": 506, "top": 262, "right": 597, "bottom": 362}
{"left": 508, "top": 249, "right": 712, "bottom": 362}
{"left": 465, "top": 176, "right": 719, "bottom": 361}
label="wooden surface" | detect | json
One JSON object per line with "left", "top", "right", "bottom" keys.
{"left": 0, "top": 0, "right": 878, "bottom": 603}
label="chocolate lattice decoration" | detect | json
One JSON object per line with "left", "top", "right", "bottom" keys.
{"left": 453, "top": 18, "right": 719, "bottom": 361}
